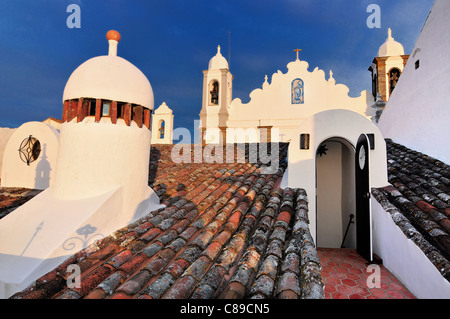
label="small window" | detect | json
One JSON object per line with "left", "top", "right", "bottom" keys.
{"left": 117, "top": 102, "right": 125, "bottom": 118}
{"left": 102, "top": 101, "right": 111, "bottom": 116}
{"left": 415, "top": 60, "right": 420, "bottom": 69}
{"left": 367, "top": 134, "right": 375, "bottom": 150}
{"left": 300, "top": 133, "right": 310, "bottom": 150}
{"left": 89, "top": 99, "right": 96, "bottom": 116}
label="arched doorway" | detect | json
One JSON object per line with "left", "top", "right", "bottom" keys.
{"left": 288, "top": 109, "right": 388, "bottom": 262}
{"left": 316, "top": 137, "right": 356, "bottom": 249}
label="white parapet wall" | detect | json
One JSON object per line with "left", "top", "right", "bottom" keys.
{"left": 1, "top": 122, "right": 59, "bottom": 189}
{"left": 371, "top": 195, "right": 450, "bottom": 299}
{"left": 0, "top": 186, "right": 121, "bottom": 298}
{"left": 0, "top": 127, "right": 16, "bottom": 175}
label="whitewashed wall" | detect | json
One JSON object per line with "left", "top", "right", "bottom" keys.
{"left": 0, "top": 127, "right": 16, "bottom": 176}
{"left": 1, "top": 122, "right": 59, "bottom": 189}
{"left": 52, "top": 117, "right": 158, "bottom": 216}
{"left": 225, "top": 59, "right": 375, "bottom": 143}
{"left": 378, "top": 0, "right": 450, "bottom": 164}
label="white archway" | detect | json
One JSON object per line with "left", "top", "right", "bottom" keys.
{"left": 287, "top": 109, "right": 388, "bottom": 246}
{"left": 316, "top": 136, "right": 356, "bottom": 249}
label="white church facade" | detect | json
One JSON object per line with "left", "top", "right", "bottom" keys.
{"left": 199, "top": 47, "right": 376, "bottom": 145}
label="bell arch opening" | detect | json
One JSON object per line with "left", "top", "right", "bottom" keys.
{"left": 209, "top": 80, "right": 219, "bottom": 105}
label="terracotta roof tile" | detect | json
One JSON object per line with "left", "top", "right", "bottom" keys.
{"left": 116, "top": 269, "right": 152, "bottom": 295}
{"left": 373, "top": 139, "right": 450, "bottom": 281}
{"left": 162, "top": 274, "right": 197, "bottom": 299}
{"left": 96, "top": 271, "right": 125, "bottom": 295}
{"left": 141, "top": 273, "right": 175, "bottom": 299}
{"left": 0, "top": 188, "right": 42, "bottom": 219}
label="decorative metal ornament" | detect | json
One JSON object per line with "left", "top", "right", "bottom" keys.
{"left": 18, "top": 135, "right": 41, "bottom": 165}
{"left": 62, "top": 224, "right": 104, "bottom": 251}
{"left": 317, "top": 143, "right": 328, "bottom": 157}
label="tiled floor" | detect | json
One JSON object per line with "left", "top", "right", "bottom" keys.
{"left": 318, "top": 248, "right": 416, "bottom": 299}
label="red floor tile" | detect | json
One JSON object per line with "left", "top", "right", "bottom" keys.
{"left": 331, "top": 292, "right": 348, "bottom": 299}
{"left": 387, "top": 289, "right": 406, "bottom": 299}
{"left": 317, "top": 248, "right": 415, "bottom": 299}
{"left": 341, "top": 278, "right": 357, "bottom": 287}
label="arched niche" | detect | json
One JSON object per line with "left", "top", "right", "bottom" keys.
{"left": 159, "top": 120, "right": 165, "bottom": 139}
{"left": 388, "top": 67, "right": 401, "bottom": 95}
{"left": 209, "top": 80, "right": 219, "bottom": 105}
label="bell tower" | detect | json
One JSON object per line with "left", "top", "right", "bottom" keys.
{"left": 199, "top": 45, "right": 233, "bottom": 144}
{"left": 369, "top": 28, "right": 409, "bottom": 102}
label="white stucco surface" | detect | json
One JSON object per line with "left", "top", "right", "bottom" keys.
{"left": 208, "top": 45, "right": 229, "bottom": 70}
{"left": 0, "top": 127, "right": 16, "bottom": 175}
{"left": 52, "top": 118, "right": 159, "bottom": 215}
{"left": 63, "top": 55, "right": 154, "bottom": 110}
{"left": 1, "top": 122, "right": 59, "bottom": 189}
{"left": 378, "top": 28, "right": 405, "bottom": 57}
{"left": 378, "top": 0, "right": 450, "bottom": 164}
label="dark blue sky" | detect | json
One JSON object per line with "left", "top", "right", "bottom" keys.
{"left": 0, "top": 0, "right": 433, "bottom": 134}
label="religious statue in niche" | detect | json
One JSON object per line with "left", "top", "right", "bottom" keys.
{"left": 389, "top": 68, "right": 401, "bottom": 94}
{"left": 210, "top": 81, "right": 219, "bottom": 105}
{"left": 292, "top": 78, "right": 304, "bottom": 104}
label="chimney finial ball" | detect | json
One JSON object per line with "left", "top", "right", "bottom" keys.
{"left": 106, "top": 30, "right": 121, "bottom": 42}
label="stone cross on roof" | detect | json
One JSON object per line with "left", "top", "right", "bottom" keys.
{"left": 294, "top": 48, "right": 302, "bottom": 60}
